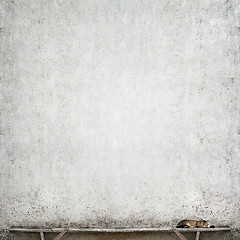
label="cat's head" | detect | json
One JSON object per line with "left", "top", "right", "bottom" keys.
{"left": 199, "top": 219, "right": 209, "bottom": 228}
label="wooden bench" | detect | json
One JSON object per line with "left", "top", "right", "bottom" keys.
{"left": 8, "top": 227, "right": 231, "bottom": 240}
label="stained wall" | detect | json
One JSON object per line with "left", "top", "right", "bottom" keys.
{"left": 0, "top": 0, "right": 240, "bottom": 234}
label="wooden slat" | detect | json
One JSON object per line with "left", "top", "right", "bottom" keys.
{"left": 173, "top": 228, "right": 231, "bottom": 232}
{"left": 8, "top": 227, "right": 231, "bottom": 233}
{"left": 9, "top": 228, "right": 170, "bottom": 233}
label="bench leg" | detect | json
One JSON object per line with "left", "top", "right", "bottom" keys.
{"left": 173, "top": 229, "right": 188, "bottom": 240}
{"left": 40, "top": 232, "right": 45, "bottom": 240}
{"left": 53, "top": 230, "right": 68, "bottom": 240}
{"left": 195, "top": 231, "right": 200, "bottom": 240}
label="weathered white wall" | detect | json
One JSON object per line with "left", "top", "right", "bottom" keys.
{"left": 0, "top": 0, "right": 240, "bottom": 230}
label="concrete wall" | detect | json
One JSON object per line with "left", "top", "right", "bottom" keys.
{"left": 0, "top": 0, "right": 240, "bottom": 236}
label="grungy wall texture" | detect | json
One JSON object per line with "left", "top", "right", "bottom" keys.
{"left": 0, "top": 0, "right": 240, "bottom": 233}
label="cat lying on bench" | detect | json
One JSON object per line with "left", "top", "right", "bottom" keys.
{"left": 176, "top": 219, "right": 215, "bottom": 228}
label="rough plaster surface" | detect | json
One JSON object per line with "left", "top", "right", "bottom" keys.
{"left": 0, "top": 0, "right": 240, "bottom": 233}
